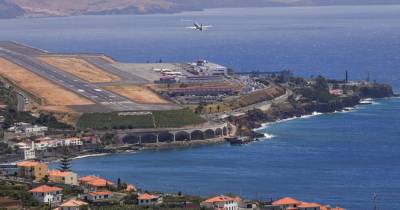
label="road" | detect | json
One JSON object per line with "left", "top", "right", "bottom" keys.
{"left": 207, "top": 86, "right": 293, "bottom": 120}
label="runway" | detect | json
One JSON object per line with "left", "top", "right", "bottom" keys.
{"left": 0, "top": 42, "right": 180, "bottom": 112}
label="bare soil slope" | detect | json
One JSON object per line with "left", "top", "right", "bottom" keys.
{"left": 104, "top": 85, "right": 170, "bottom": 104}
{"left": 0, "top": 58, "right": 93, "bottom": 108}
{"left": 40, "top": 56, "right": 120, "bottom": 83}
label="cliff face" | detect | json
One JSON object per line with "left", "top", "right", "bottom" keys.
{"left": 357, "top": 84, "right": 394, "bottom": 99}
{"left": 229, "top": 83, "right": 394, "bottom": 137}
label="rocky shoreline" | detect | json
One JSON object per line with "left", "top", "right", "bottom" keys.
{"left": 229, "top": 83, "right": 395, "bottom": 138}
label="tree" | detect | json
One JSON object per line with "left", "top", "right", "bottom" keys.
{"left": 59, "top": 147, "right": 72, "bottom": 172}
{"left": 42, "top": 175, "right": 49, "bottom": 183}
{"left": 117, "top": 178, "right": 121, "bottom": 188}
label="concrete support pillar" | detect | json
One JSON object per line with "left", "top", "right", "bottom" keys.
{"left": 173, "top": 133, "right": 176, "bottom": 142}
{"left": 139, "top": 135, "right": 142, "bottom": 144}
{"left": 156, "top": 135, "right": 159, "bottom": 144}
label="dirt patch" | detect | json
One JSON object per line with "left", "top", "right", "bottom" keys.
{"left": 0, "top": 58, "right": 93, "bottom": 109}
{"left": 0, "top": 197, "right": 22, "bottom": 209}
{"left": 39, "top": 56, "right": 120, "bottom": 83}
{"left": 104, "top": 85, "right": 170, "bottom": 104}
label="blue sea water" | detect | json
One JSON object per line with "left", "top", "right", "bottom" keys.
{"left": 61, "top": 99, "right": 400, "bottom": 210}
{"left": 0, "top": 5, "right": 399, "bottom": 89}
{"left": 0, "top": 4, "right": 399, "bottom": 210}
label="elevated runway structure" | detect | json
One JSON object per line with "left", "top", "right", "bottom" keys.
{"left": 0, "top": 41, "right": 180, "bottom": 112}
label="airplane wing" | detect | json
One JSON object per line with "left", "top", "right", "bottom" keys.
{"left": 185, "top": 26, "right": 197, "bottom": 29}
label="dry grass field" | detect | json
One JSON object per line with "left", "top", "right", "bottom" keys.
{"left": 0, "top": 58, "right": 93, "bottom": 109}
{"left": 39, "top": 56, "right": 120, "bottom": 83}
{"left": 104, "top": 85, "right": 170, "bottom": 104}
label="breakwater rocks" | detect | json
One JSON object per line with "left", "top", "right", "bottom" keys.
{"left": 229, "top": 84, "right": 394, "bottom": 137}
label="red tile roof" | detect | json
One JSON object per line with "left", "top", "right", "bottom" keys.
{"left": 29, "top": 185, "right": 63, "bottom": 193}
{"left": 17, "top": 161, "right": 41, "bottom": 167}
{"left": 80, "top": 175, "right": 113, "bottom": 187}
{"left": 138, "top": 193, "right": 159, "bottom": 200}
{"left": 88, "top": 191, "right": 112, "bottom": 196}
{"left": 331, "top": 207, "right": 346, "bottom": 210}
{"left": 59, "top": 199, "right": 88, "bottom": 207}
{"left": 48, "top": 170, "right": 73, "bottom": 177}
{"left": 298, "top": 202, "right": 321, "bottom": 208}
{"left": 272, "top": 197, "right": 302, "bottom": 206}
{"left": 126, "top": 184, "right": 136, "bottom": 192}
{"left": 204, "top": 195, "right": 237, "bottom": 203}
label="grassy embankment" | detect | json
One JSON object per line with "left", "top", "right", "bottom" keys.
{"left": 77, "top": 109, "right": 205, "bottom": 130}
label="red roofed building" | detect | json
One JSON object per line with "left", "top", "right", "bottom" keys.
{"left": 138, "top": 193, "right": 163, "bottom": 206}
{"left": 84, "top": 191, "right": 113, "bottom": 202}
{"left": 79, "top": 175, "right": 113, "bottom": 191}
{"left": 272, "top": 197, "right": 302, "bottom": 210}
{"left": 298, "top": 202, "right": 321, "bottom": 210}
{"left": 126, "top": 184, "right": 137, "bottom": 192}
{"left": 269, "top": 197, "right": 346, "bottom": 210}
{"left": 201, "top": 195, "right": 240, "bottom": 210}
{"left": 16, "top": 160, "right": 48, "bottom": 181}
{"left": 58, "top": 199, "right": 88, "bottom": 210}
{"left": 29, "top": 185, "right": 63, "bottom": 205}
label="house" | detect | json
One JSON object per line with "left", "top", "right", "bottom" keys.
{"left": 0, "top": 163, "right": 18, "bottom": 176}
{"left": 62, "top": 137, "right": 83, "bottom": 147}
{"left": 201, "top": 195, "right": 240, "bottom": 210}
{"left": 82, "top": 191, "right": 113, "bottom": 202}
{"left": 58, "top": 199, "right": 88, "bottom": 210}
{"left": 29, "top": 185, "right": 63, "bottom": 206}
{"left": 16, "top": 160, "right": 48, "bottom": 181}
{"left": 137, "top": 193, "right": 163, "bottom": 206}
{"left": 16, "top": 141, "right": 36, "bottom": 160}
{"left": 126, "top": 184, "right": 137, "bottom": 192}
{"left": 271, "top": 197, "right": 302, "bottom": 210}
{"left": 79, "top": 175, "right": 113, "bottom": 191}
{"left": 48, "top": 170, "right": 78, "bottom": 186}
{"left": 269, "top": 197, "right": 345, "bottom": 210}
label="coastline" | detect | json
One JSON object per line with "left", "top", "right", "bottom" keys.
{"left": 60, "top": 97, "right": 395, "bottom": 163}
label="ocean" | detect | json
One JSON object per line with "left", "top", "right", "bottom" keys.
{"left": 0, "top": 4, "right": 399, "bottom": 210}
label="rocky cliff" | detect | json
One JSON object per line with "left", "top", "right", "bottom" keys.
{"left": 229, "top": 83, "right": 394, "bottom": 137}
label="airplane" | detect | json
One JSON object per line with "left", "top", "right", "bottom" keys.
{"left": 186, "top": 22, "right": 212, "bottom": 31}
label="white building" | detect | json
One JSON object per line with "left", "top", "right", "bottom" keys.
{"left": 23, "top": 125, "right": 48, "bottom": 134}
{"left": 16, "top": 142, "right": 36, "bottom": 160}
{"left": 62, "top": 137, "right": 83, "bottom": 147}
{"left": 190, "top": 60, "right": 228, "bottom": 76}
{"left": 138, "top": 193, "right": 163, "bottom": 206}
{"left": 201, "top": 195, "right": 240, "bottom": 210}
{"left": 82, "top": 191, "right": 113, "bottom": 202}
{"left": 29, "top": 185, "right": 63, "bottom": 206}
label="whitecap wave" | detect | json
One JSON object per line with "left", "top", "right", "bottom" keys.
{"left": 263, "top": 133, "right": 276, "bottom": 139}
{"left": 360, "top": 98, "right": 381, "bottom": 105}
{"left": 72, "top": 153, "right": 109, "bottom": 160}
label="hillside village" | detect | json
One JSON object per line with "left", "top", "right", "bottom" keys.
{"left": 0, "top": 159, "right": 346, "bottom": 210}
